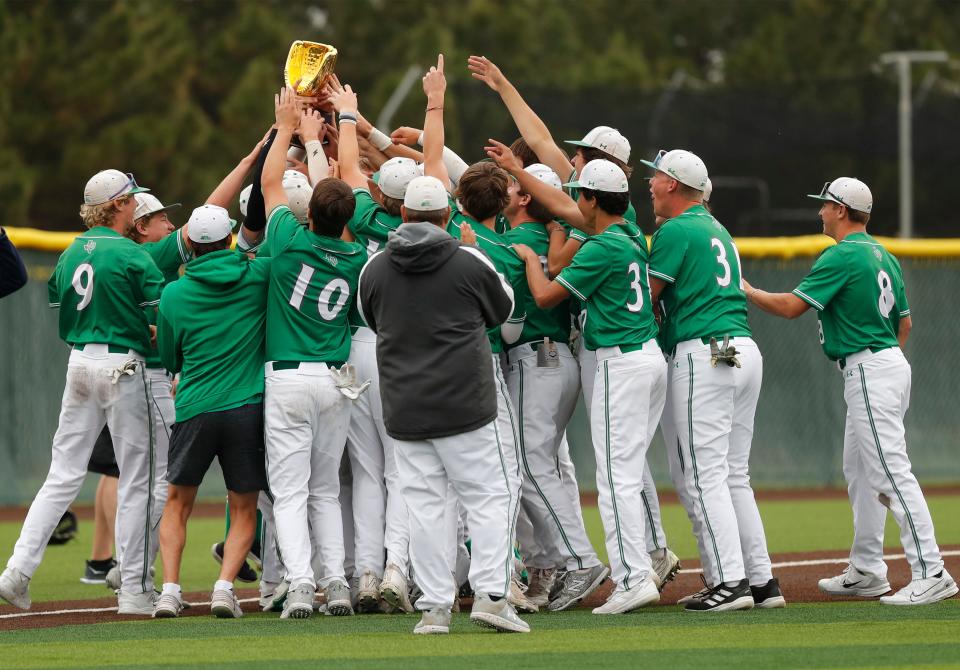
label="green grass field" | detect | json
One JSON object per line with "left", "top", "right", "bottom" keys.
{"left": 1, "top": 495, "right": 958, "bottom": 669}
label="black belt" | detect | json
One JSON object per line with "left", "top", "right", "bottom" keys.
{"left": 271, "top": 360, "right": 345, "bottom": 371}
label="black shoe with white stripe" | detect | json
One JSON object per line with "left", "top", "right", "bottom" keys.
{"left": 684, "top": 578, "right": 754, "bottom": 612}
{"left": 751, "top": 578, "right": 786, "bottom": 609}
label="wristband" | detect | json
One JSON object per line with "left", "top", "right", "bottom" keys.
{"left": 368, "top": 128, "right": 393, "bottom": 151}
{"left": 416, "top": 131, "right": 425, "bottom": 147}
{"left": 338, "top": 112, "right": 358, "bottom": 123}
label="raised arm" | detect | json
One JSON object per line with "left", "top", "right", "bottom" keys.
{"left": 299, "top": 108, "right": 329, "bottom": 185}
{"left": 421, "top": 54, "right": 449, "bottom": 188}
{"left": 262, "top": 87, "right": 301, "bottom": 215}
{"left": 390, "top": 126, "right": 468, "bottom": 185}
{"left": 486, "top": 139, "right": 586, "bottom": 230}
{"left": 206, "top": 132, "right": 267, "bottom": 209}
{"left": 327, "top": 83, "right": 366, "bottom": 190}
{"left": 468, "top": 56, "right": 572, "bottom": 182}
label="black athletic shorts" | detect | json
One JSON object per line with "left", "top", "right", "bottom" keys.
{"left": 167, "top": 402, "right": 267, "bottom": 493}
{"left": 87, "top": 426, "right": 120, "bottom": 478}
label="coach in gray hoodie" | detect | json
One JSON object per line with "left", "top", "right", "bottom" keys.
{"left": 358, "top": 175, "right": 529, "bottom": 636}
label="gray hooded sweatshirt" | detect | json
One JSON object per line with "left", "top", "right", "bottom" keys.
{"left": 358, "top": 222, "right": 514, "bottom": 440}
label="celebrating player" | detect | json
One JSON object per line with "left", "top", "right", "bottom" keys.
{"left": 745, "top": 177, "right": 957, "bottom": 605}
{"left": 0, "top": 170, "right": 162, "bottom": 615}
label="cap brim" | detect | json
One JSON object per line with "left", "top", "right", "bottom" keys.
{"left": 639, "top": 159, "right": 660, "bottom": 170}
{"left": 371, "top": 171, "right": 381, "bottom": 184}
{"left": 561, "top": 180, "right": 582, "bottom": 189}
{"left": 128, "top": 186, "right": 150, "bottom": 195}
{"left": 564, "top": 140, "right": 590, "bottom": 147}
{"left": 806, "top": 194, "right": 835, "bottom": 202}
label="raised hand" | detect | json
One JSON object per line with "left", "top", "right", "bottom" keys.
{"left": 460, "top": 222, "right": 478, "bottom": 246}
{"left": 484, "top": 138, "right": 523, "bottom": 174}
{"left": 423, "top": 54, "right": 446, "bottom": 100}
{"left": 467, "top": 55, "right": 507, "bottom": 92}
{"left": 390, "top": 126, "right": 423, "bottom": 146}
{"left": 329, "top": 84, "right": 358, "bottom": 115}
{"left": 299, "top": 109, "right": 327, "bottom": 142}
{"left": 275, "top": 86, "right": 301, "bottom": 132}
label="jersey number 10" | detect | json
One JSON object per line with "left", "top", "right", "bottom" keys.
{"left": 288, "top": 263, "right": 350, "bottom": 321}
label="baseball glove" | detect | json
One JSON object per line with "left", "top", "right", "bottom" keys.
{"left": 284, "top": 40, "right": 338, "bottom": 97}
{"left": 48, "top": 510, "right": 78, "bottom": 545}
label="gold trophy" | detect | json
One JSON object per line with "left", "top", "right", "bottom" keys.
{"left": 284, "top": 40, "right": 338, "bottom": 97}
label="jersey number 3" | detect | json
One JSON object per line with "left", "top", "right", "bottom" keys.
{"left": 711, "top": 238, "right": 744, "bottom": 290}
{"left": 288, "top": 264, "right": 350, "bottom": 321}
{"left": 626, "top": 262, "right": 647, "bottom": 313}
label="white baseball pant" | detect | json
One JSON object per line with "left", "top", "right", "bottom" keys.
{"left": 669, "top": 337, "right": 773, "bottom": 586}
{"left": 580, "top": 337, "right": 667, "bottom": 553}
{"left": 506, "top": 342, "right": 600, "bottom": 572}
{"left": 257, "top": 491, "right": 285, "bottom": 586}
{"left": 591, "top": 341, "right": 668, "bottom": 590}
{"left": 841, "top": 347, "right": 944, "bottom": 579}
{"left": 264, "top": 363, "right": 351, "bottom": 589}
{"left": 396, "top": 420, "right": 515, "bottom": 610}
{"left": 8, "top": 346, "right": 156, "bottom": 595}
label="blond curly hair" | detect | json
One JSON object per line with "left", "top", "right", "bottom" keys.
{"left": 78, "top": 195, "right": 131, "bottom": 230}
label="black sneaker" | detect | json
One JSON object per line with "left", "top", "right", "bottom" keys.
{"left": 80, "top": 558, "right": 117, "bottom": 585}
{"left": 750, "top": 578, "right": 786, "bottom": 609}
{"left": 684, "top": 578, "right": 754, "bottom": 612}
{"left": 210, "top": 542, "right": 258, "bottom": 583}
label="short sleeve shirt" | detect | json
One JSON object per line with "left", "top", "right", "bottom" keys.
{"left": 264, "top": 205, "right": 367, "bottom": 363}
{"left": 47, "top": 227, "right": 163, "bottom": 354}
{"left": 140, "top": 228, "right": 192, "bottom": 367}
{"left": 555, "top": 221, "right": 658, "bottom": 350}
{"left": 348, "top": 188, "right": 402, "bottom": 257}
{"left": 504, "top": 222, "right": 571, "bottom": 347}
{"left": 793, "top": 232, "right": 908, "bottom": 360}
{"left": 648, "top": 204, "right": 751, "bottom": 352}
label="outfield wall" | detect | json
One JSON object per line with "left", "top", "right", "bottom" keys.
{"left": 1, "top": 230, "right": 958, "bottom": 504}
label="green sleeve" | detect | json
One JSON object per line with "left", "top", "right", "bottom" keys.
{"left": 563, "top": 221, "right": 588, "bottom": 243}
{"left": 47, "top": 257, "right": 62, "bottom": 307}
{"left": 555, "top": 240, "right": 611, "bottom": 301}
{"left": 157, "top": 295, "right": 181, "bottom": 374}
{"left": 793, "top": 248, "right": 848, "bottom": 311}
{"left": 142, "top": 228, "right": 191, "bottom": 276}
{"left": 347, "top": 189, "right": 382, "bottom": 239}
{"left": 505, "top": 254, "right": 528, "bottom": 324}
{"left": 892, "top": 258, "right": 910, "bottom": 317}
{"left": 130, "top": 249, "right": 164, "bottom": 308}
{"left": 648, "top": 221, "right": 687, "bottom": 284}
{"left": 264, "top": 205, "right": 301, "bottom": 257}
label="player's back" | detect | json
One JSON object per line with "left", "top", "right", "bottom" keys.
{"left": 649, "top": 205, "right": 750, "bottom": 352}
{"left": 49, "top": 226, "right": 162, "bottom": 354}
{"left": 264, "top": 205, "right": 366, "bottom": 364}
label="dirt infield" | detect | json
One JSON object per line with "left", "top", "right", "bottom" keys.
{"left": 2, "top": 546, "right": 956, "bottom": 631}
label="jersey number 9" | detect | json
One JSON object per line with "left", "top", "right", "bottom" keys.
{"left": 72, "top": 263, "right": 94, "bottom": 311}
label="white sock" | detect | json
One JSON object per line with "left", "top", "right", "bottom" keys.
{"left": 162, "top": 583, "right": 181, "bottom": 599}
{"left": 215, "top": 579, "right": 234, "bottom": 592}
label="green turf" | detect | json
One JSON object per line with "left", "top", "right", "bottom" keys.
{"left": 1, "top": 494, "right": 957, "bottom": 604}
{"left": 0, "top": 602, "right": 957, "bottom": 669}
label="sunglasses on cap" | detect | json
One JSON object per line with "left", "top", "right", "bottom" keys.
{"left": 815, "top": 181, "right": 852, "bottom": 208}
{"left": 108, "top": 173, "right": 140, "bottom": 201}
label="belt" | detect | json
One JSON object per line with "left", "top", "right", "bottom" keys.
{"left": 837, "top": 347, "right": 893, "bottom": 371}
{"left": 73, "top": 343, "right": 142, "bottom": 356}
{"left": 506, "top": 339, "right": 573, "bottom": 364}
{"left": 267, "top": 360, "right": 345, "bottom": 372}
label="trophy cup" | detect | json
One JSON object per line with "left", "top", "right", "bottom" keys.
{"left": 284, "top": 40, "right": 338, "bottom": 97}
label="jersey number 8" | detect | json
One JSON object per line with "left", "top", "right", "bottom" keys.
{"left": 877, "top": 270, "right": 895, "bottom": 318}
{"left": 288, "top": 263, "right": 350, "bottom": 321}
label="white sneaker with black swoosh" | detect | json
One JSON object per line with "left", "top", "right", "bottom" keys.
{"left": 818, "top": 565, "right": 891, "bottom": 597}
{"left": 880, "top": 570, "right": 959, "bottom": 606}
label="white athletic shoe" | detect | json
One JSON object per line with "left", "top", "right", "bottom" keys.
{"left": 357, "top": 570, "right": 382, "bottom": 614}
{"left": 548, "top": 564, "right": 610, "bottom": 611}
{"left": 413, "top": 607, "right": 451, "bottom": 635}
{"left": 260, "top": 580, "right": 289, "bottom": 612}
{"left": 210, "top": 589, "right": 243, "bottom": 618}
{"left": 508, "top": 573, "right": 539, "bottom": 613}
{"left": 380, "top": 563, "right": 414, "bottom": 613}
{"left": 280, "top": 583, "right": 315, "bottom": 619}
{"left": 470, "top": 592, "right": 530, "bottom": 633}
{"left": 524, "top": 567, "right": 557, "bottom": 608}
{"left": 153, "top": 592, "right": 188, "bottom": 618}
{"left": 880, "top": 570, "right": 959, "bottom": 606}
{"left": 0, "top": 567, "right": 31, "bottom": 610}
{"left": 818, "top": 565, "right": 891, "bottom": 598}
{"left": 105, "top": 564, "right": 155, "bottom": 593}
{"left": 649, "top": 548, "right": 681, "bottom": 591}
{"left": 117, "top": 590, "right": 158, "bottom": 616}
{"left": 324, "top": 580, "right": 354, "bottom": 616}
{"left": 592, "top": 577, "right": 660, "bottom": 614}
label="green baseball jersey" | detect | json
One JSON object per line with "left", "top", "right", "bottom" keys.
{"left": 264, "top": 204, "right": 367, "bottom": 363}
{"left": 447, "top": 213, "right": 527, "bottom": 354}
{"left": 158, "top": 249, "right": 271, "bottom": 422}
{"left": 555, "top": 221, "right": 658, "bottom": 350}
{"left": 792, "top": 232, "right": 909, "bottom": 361}
{"left": 47, "top": 227, "right": 163, "bottom": 354}
{"left": 504, "top": 221, "right": 571, "bottom": 347}
{"left": 565, "top": 168, "right": 638, "bottom": 235}
{"left": 648, "top": 204, "right": 751, "bottom": 352}
{"left": 140, "top": 228, "right": 191, "bottom": 368}
{"left": 346, "top": 188, "right": 401, "bottom": 330}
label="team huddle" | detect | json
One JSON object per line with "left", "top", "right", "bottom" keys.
{"left": 0, "top": 53, "right": 955, "bottom": 634}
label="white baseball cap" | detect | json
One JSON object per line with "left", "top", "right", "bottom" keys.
{"left": 284, "top": 169, "right": 310, "bottom": 185}
{"left": 524, "top": 163, "right": 562, "bottom": 190}
{"left": 187, "top": 205, "right": 234, "bottom": 243}
{"left": 562, "top": 159, "right": 629, "bottom": 193}
{"left": 283, "top": 173, "right": 311, "bottom": 224}
{"left": 403, "top": 176, "right": 449, "bottom": 212}
{"left": 807, "top": 177, "right": 873, "bottom": 213}
{"left": 565, "top": 126, "right": 631, "bottom": 163}
{"left": 134, "top": 193, "right": 181, "bottom": 221}
{"left": 375, "top": 157, "right": 420, "bottom": 199}
{"left": 702, "top": 178, "right": 713, "bottom": 203}
{"left": 641, "top": 149, "right": 709, "bottom": 190}
{"left": 84, "top": 169, "right": 149, "bottom": 205}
